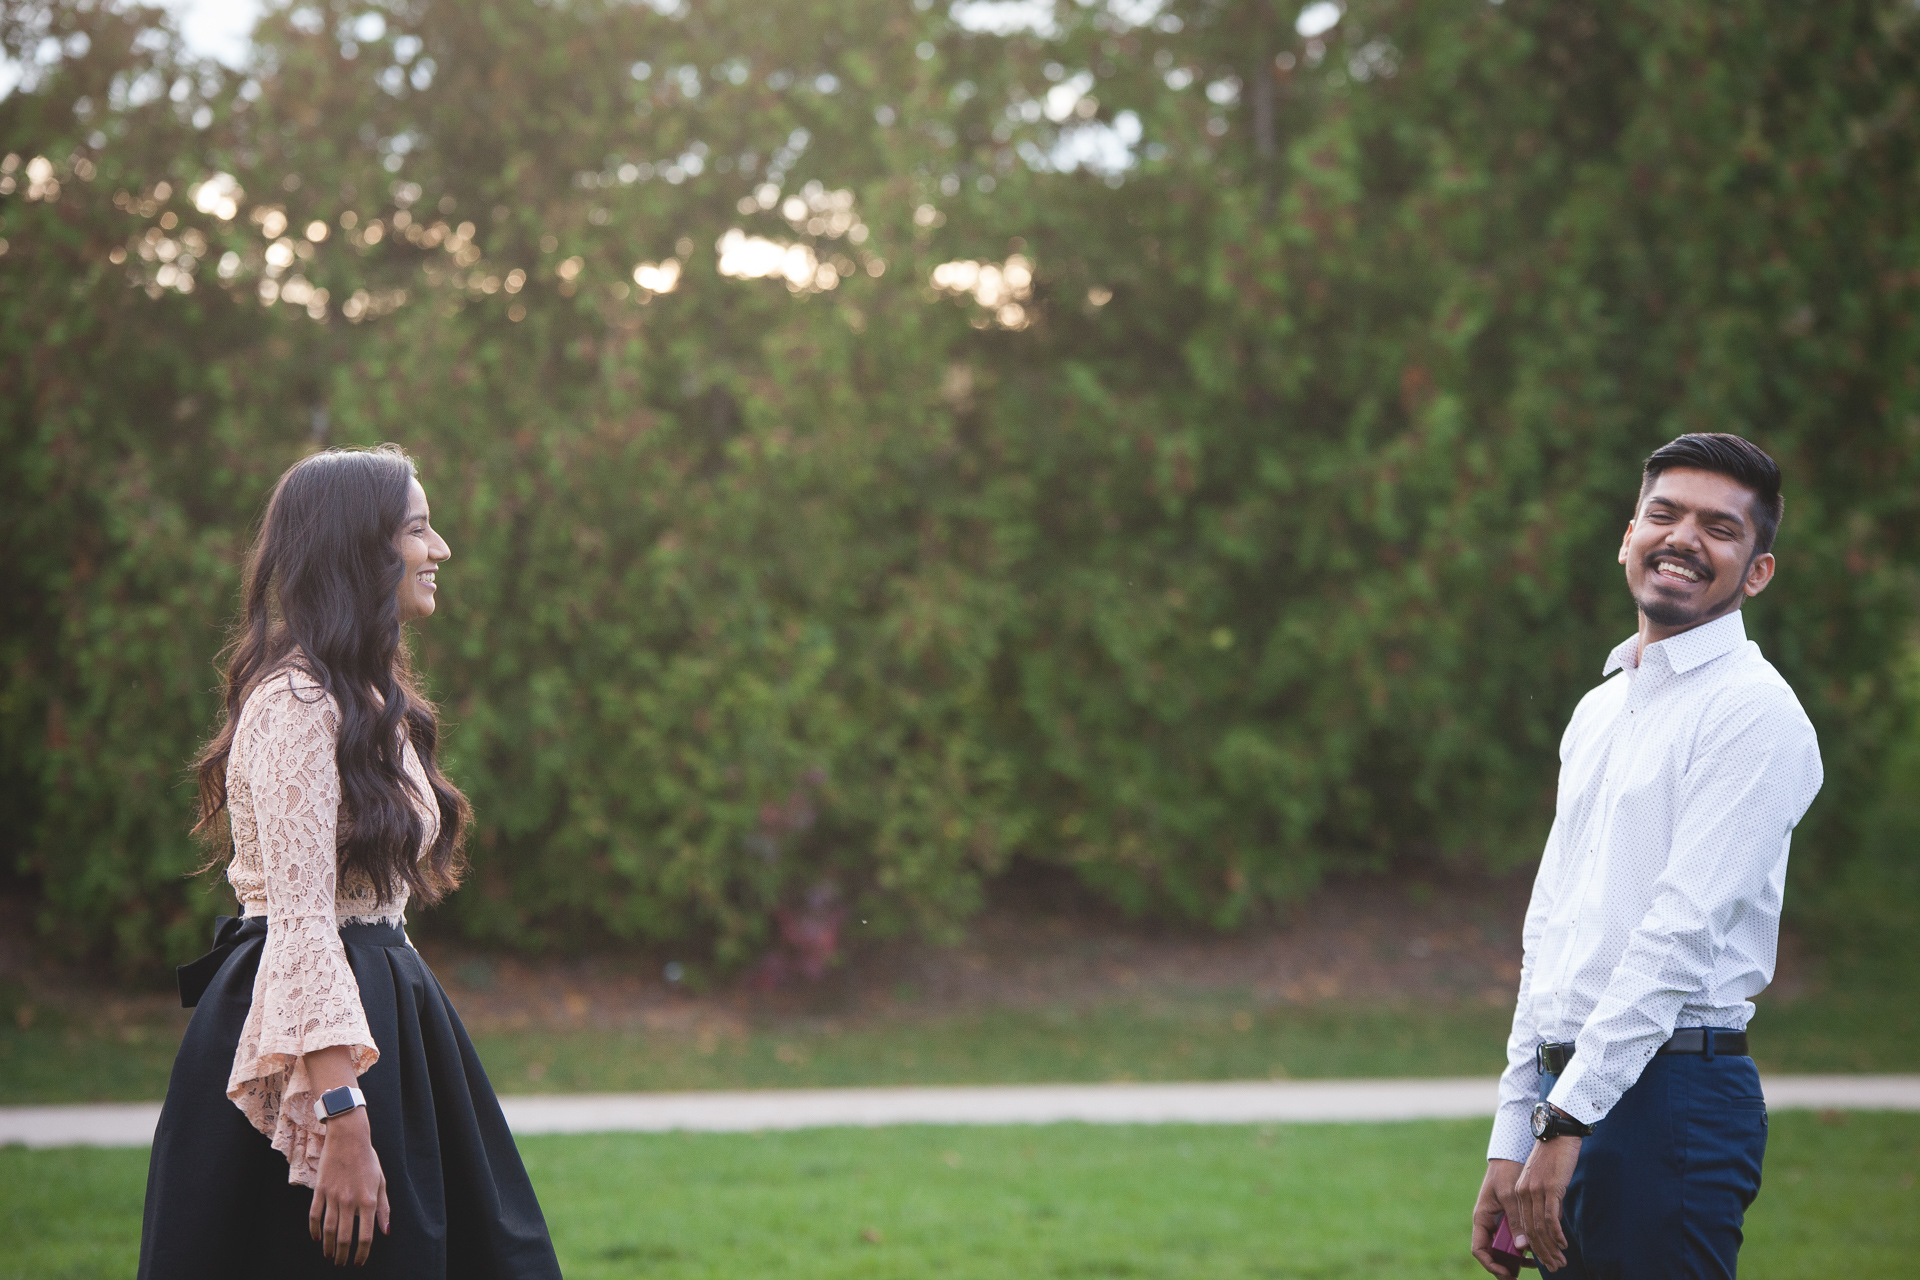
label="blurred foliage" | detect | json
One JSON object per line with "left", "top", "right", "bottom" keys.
{"left": 3, "top": 0, "right": 1919, "bottom": 970}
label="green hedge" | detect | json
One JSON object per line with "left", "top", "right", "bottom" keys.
{"left": 4, "top": 0, "right": 1918, "bottom": 969}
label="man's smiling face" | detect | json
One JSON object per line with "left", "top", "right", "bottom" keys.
{"left": 1619, "top": 466, "right": 1775, "bottom": 637}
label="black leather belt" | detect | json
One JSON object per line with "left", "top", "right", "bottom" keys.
{"left": 1537, "top": 1028, "right": 1748, "bottom": 1076}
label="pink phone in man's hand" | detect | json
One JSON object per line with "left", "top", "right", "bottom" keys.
{"left": 1489, "top": 1214, "right": 1536, "bottom": 1270}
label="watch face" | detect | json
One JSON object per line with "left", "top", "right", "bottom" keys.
{"left": 1531, "top": 1103, "right": 1550, "bottom": 1140}
{"left": 322, "top": 1086, "right": 354, "bottom": 1117}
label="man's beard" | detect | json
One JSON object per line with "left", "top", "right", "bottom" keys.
{"left": 1635, "top": 551, "right": 1726, "bottom": 627}
{"left": 1638, "top": 594, "right": 1703, "bottom": 628}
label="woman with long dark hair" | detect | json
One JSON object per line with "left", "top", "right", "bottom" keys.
{"left": 139, "top": 445, "right": 561, "bottom": 1278}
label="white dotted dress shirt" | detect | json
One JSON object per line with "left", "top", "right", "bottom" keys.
{"left": 1489, "top": 610, "right": 1823, "bottom": 1163}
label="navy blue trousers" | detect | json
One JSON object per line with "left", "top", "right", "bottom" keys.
{"left": 1538, "top": 1043, "right": 1768, "bottom": 1279}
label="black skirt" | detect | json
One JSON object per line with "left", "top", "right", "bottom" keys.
{"left": 138, "top": 917, "right": 562, "bottom": 1279}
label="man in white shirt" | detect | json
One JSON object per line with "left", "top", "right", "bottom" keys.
{"left": 1469, "top": 433, "right": 1823, "bottom": 1278}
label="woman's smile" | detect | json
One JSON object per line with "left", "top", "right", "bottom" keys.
{"left": 396, "top": 476, "right": 451, "bottom": 621}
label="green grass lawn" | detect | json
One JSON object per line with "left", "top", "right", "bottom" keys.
{"left": 470, "top": 999, "right": 1520, "bottom": 1095}
{"left": 4, "top": 974, "right": 1915, "bottom": 1104}
{"left": 0, "top": 986, "right": 1518, "bottom": 1104}
{"left": 4, "top": 1113, "right": 1915, "bottom": 1278}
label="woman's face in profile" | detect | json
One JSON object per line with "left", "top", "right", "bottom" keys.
{"left": 396, "top": 478, "right": 451, "bottom": 621}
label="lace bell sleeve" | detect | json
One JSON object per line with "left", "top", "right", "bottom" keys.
{"left": 225, "top": 681, "right": 380, "bottom": 1187}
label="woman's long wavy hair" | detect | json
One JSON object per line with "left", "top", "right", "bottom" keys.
{"left": 195, "top": 445, "right": 468, "bottom": 906}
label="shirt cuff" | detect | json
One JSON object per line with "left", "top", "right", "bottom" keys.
{"left": 1487, "top": 1103, "right": 1537, "bottom": 1164}
{"left": 1545, "top": 1056, "right": 1614, "bottom": 1127}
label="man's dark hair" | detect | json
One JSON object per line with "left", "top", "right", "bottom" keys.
{"left": 1639, "top": 433, "right": 1785, "bottom": 556}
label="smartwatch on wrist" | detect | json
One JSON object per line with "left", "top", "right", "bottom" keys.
{"left": 1531, "top": 1100, "right": 1594, "bottom": 1141}
{"left": 314, "top": 1085, "right": 367, "bottom": 1124}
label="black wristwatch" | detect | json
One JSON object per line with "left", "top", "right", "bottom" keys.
{"left": 1531, "top": 1101, "right": 1594, "bottom": 1141}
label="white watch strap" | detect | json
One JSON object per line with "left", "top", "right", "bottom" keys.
{"left": 314, "top": 1086, "right": 367, "bottom": 1123}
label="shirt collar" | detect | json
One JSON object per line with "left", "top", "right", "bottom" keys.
{"left": 1603, "top": 609, "right": 1748, "bottom": 677}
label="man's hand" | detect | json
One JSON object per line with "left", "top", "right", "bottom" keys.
{"left": 1510, "top": 1135, "right": 1582, "bottom": 1273}
{"left": 1470, "top": 1159, "right": 1524, "bottom": 1278}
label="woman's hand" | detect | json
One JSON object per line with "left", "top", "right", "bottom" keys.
{"left": 302, "top": 1045, "right": 389, "bottom": 1265}
{"left": 310, "top": 1107, "right": 389, "bottom": 1265}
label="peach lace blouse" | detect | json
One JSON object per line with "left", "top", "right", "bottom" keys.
{"left": 222, "top": 667, "right": 439, "bottom": 1186}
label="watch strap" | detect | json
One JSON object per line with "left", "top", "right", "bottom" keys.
{"left": 1534, "top": 1100, "right": 1593, "bottom": 1139}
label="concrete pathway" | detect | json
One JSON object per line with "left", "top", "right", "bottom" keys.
{"left": 6, "top": 1075, "right": 1919, "bottom": 1149}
